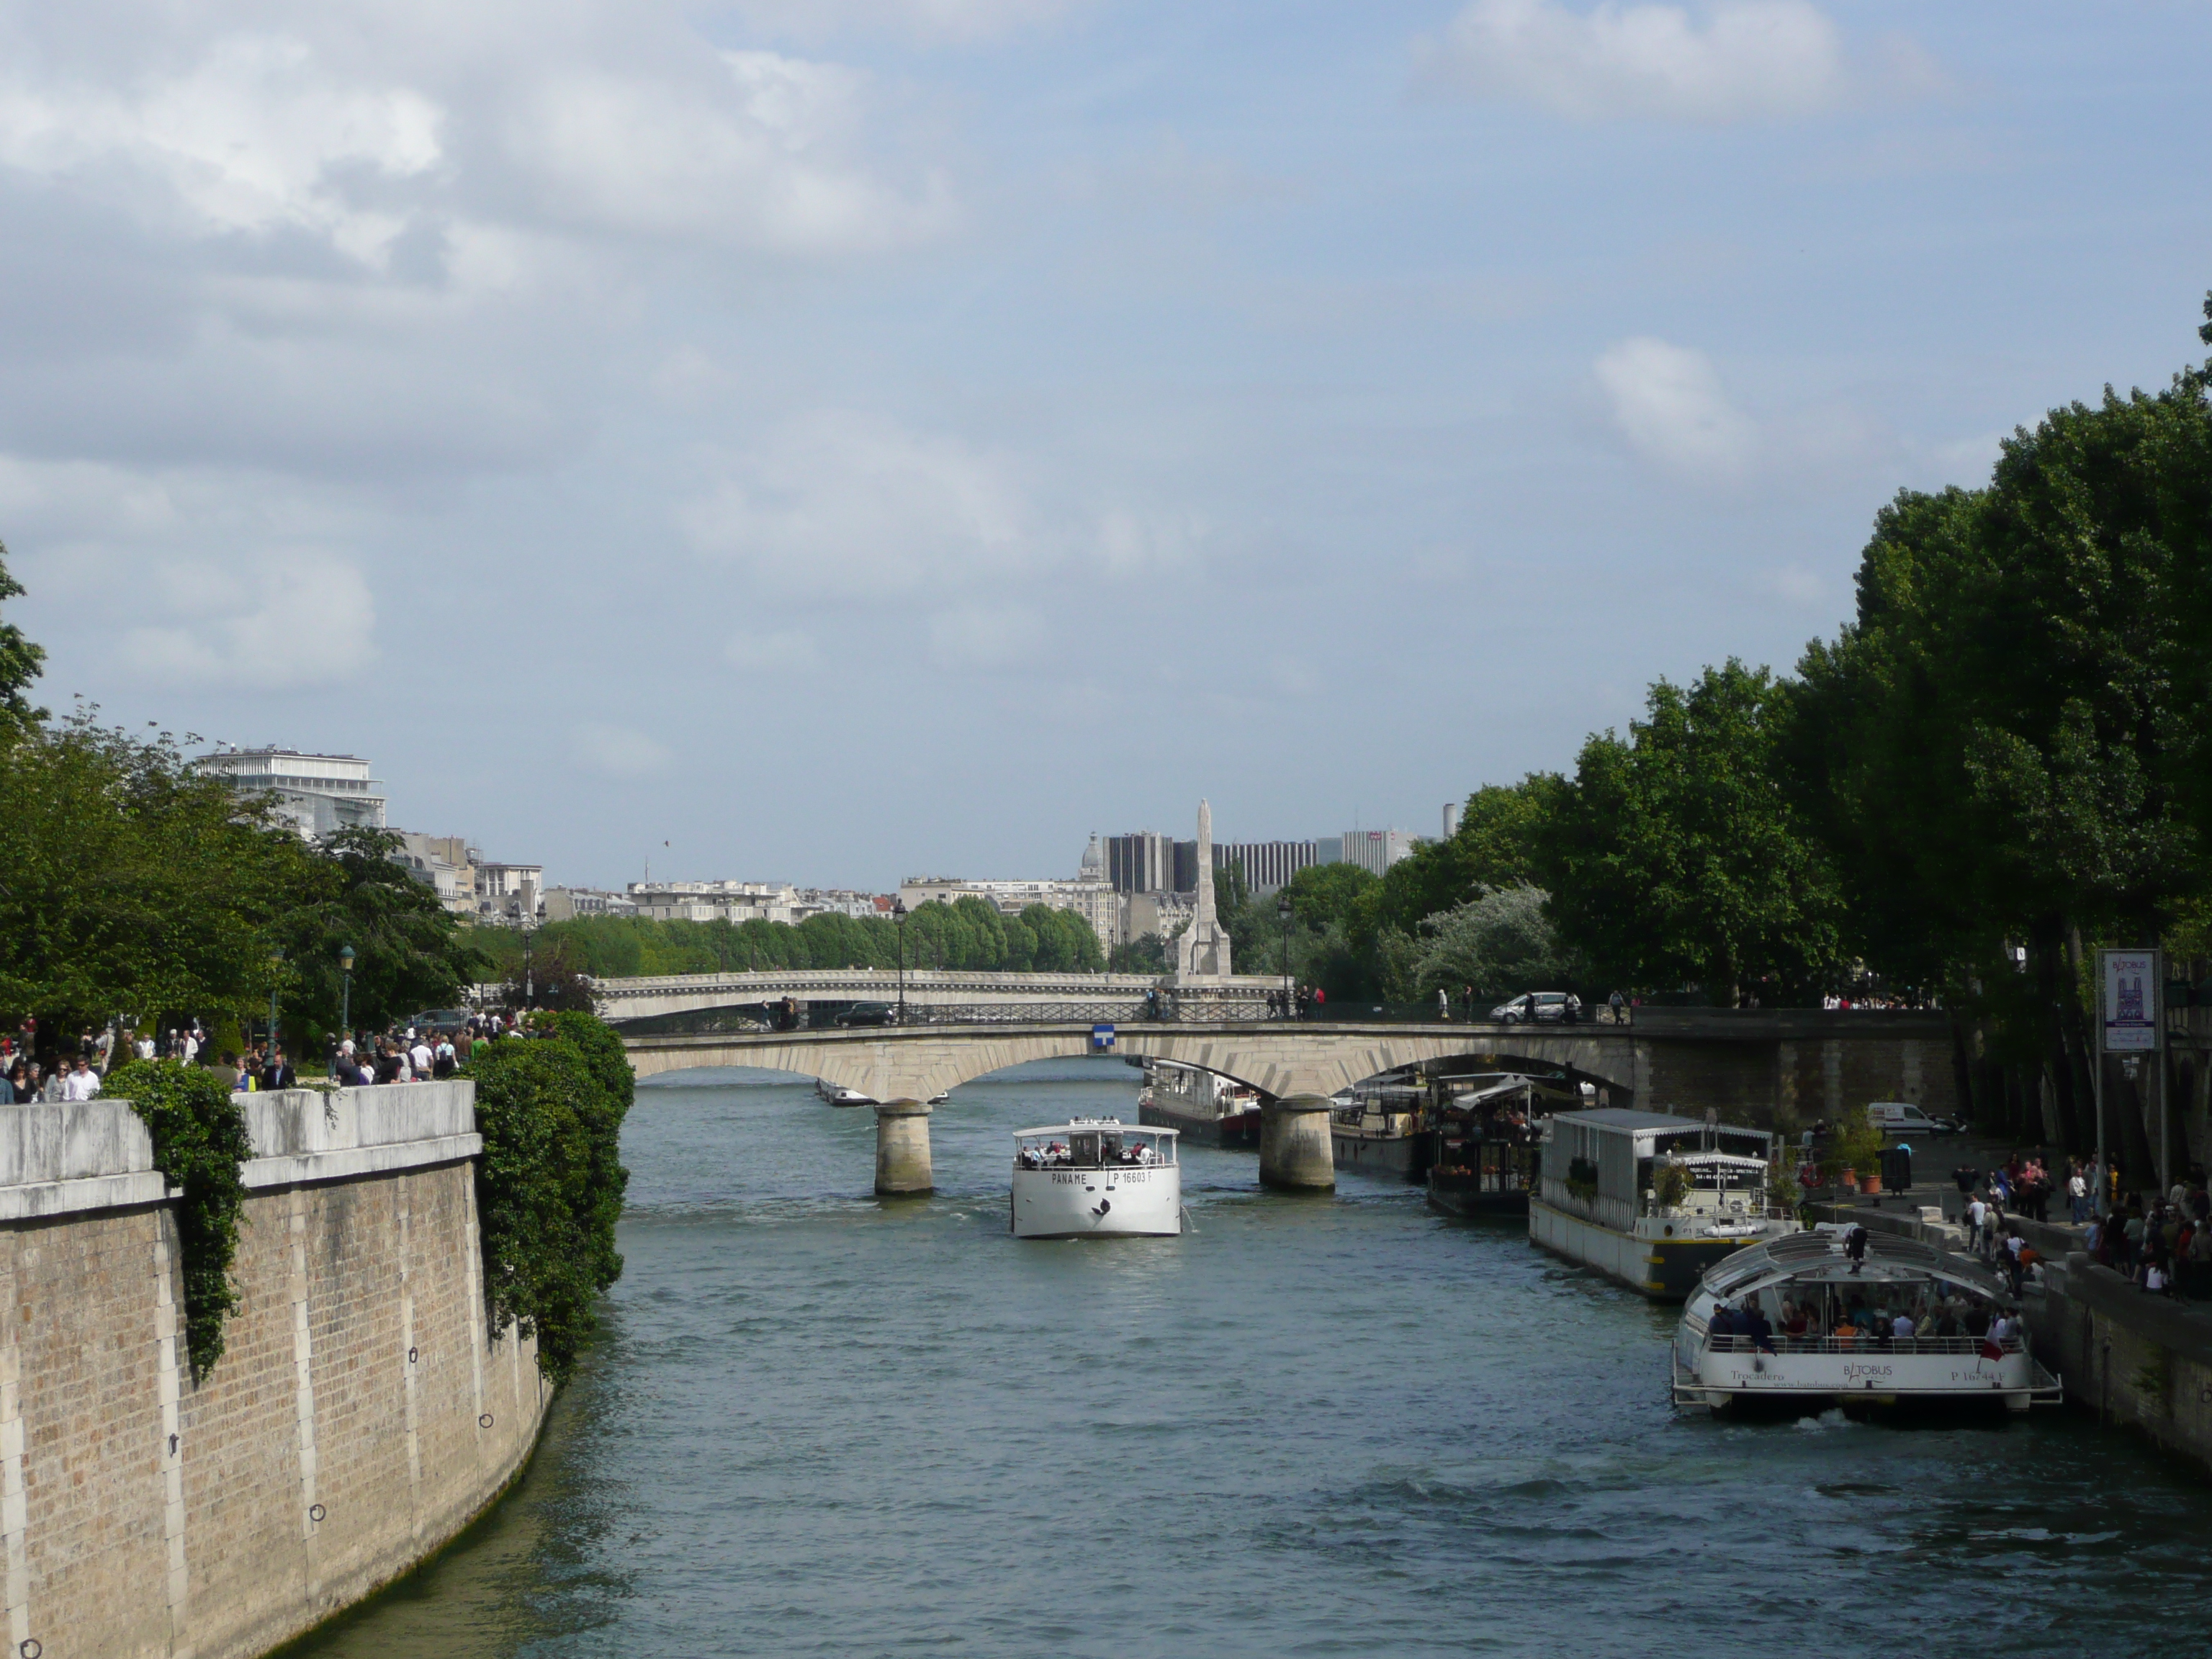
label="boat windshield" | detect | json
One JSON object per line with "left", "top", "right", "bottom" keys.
{"left": 1014, "top": 1126, "right": 1177, "bottom": 1169}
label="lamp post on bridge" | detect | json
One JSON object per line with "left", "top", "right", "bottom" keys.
{"left": 893, "top": 899, "right": 909, "bottom": 1025}
{"left": 338, "top": 943, "right": 354, "bottom": 1041}
{"left": 1277, "top": 895, "right": 1293, "bottom": 1020}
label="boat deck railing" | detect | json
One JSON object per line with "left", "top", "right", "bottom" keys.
{"left": 1704, "top": 1334, "right": 2024, "bottom": 1357}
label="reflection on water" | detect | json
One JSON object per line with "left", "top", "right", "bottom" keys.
{"left": 289, "top": 1058, "right": 2212, "bottom": 1658}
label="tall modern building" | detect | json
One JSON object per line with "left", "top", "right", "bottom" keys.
{"left": 1334, "top": 829, "right": 1418, "bottom": 876}
{"left": 199, "top": 747, "right": 387, "bottom": 839}
{"left": 1211, "top": 840, "right": 1322, "bottom": 894}
{"left": 1106, "top": 832, "right": 1175, "bottom": 895}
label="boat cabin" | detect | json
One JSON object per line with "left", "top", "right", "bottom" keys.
{"left": 1015, "top": 1119, "right": 1176, "bottom": 1170}
{"left": 1542, "top": 1108, "right": 1781, "bottom": 1234}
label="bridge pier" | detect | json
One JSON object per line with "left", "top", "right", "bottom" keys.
{"left": 1259, "top": 1094, "right": 1334, "bottom": 1191}
{"left": 874, "top": 1100, "right": 933, "bottom": 1195}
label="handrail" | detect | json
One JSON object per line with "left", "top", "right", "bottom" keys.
{"left": 1703, "top": 1334, "right": 2023, "bottom": 1356}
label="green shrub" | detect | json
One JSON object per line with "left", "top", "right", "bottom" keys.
{"left": 467, "top": 1014, "right": 631, "bottom": 1383}
{"left": 1821, "top": 1105, "right": 1884, "bottom": 1183}
{"left": 106, "top": 1059, "right": 253, "bottom": 1378}
{"left": 1653, "top": 1161, "right": 1691, "bottom": 1208}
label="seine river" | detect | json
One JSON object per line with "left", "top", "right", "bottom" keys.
{"left": 293, "top": 1060, "right": 2212, "bottom": 1657}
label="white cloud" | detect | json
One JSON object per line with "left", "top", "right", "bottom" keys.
{"left": 1421, "top": 0, "right": 1861, "bottom": 122}
{"left": 679, "top": 412, "right": 1035, "bottom": 598}
{"left": 724, "top": 629, "right": 822, "bottom": 674}
{"left": 1594, "top": 336, "right": 1754, "bottom": 477}
{"left": 721, "top": 0, "right": 1074, "bottom": 43}
{"left": 0, "top": 35, "right": 443, "bottom": 264}
{"left": 509, "top": 53, "right": 952, "bottom": 253}
{"left": 117, "top": 550, "right": 377, "bottom": 689}
{"left": 571, "top": 721, "right": 673, "bottom": 777}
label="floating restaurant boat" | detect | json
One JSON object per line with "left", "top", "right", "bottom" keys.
{"left": 1529, "top": 1108, "right": 1796, "bottom": 1299}
{"left": 1671, "top": 1227, "right": 2064, "bottom": 1413}
{"left": 1426, "top": 1074, "right": 1545, "bottom": 1217}
{"left": 1011, "top": 1118, "right": 1182, "bottom": 1238}
{"left": 1138, "top": 1059, "right": 1262, "bottom": 1149}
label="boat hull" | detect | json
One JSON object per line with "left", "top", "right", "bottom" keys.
{"left": 1012, "top": 1163, "right": 1181, "bottom": 1238}
{"left": 1140, "top": 1097, "right": 1259, "bottom": 1150}
{"left": 1529, "top": 1200, "right": 1779, "bottom": 1300}
{"left": 1426, "top": 1166, "right": 1529, "bottom": 1218}
{"left": 1331, "top": 1127, "right": 1436, "bottom": 1178}
{"left": 1671, "top": 1347, "right": 2059, "bottom": 1413}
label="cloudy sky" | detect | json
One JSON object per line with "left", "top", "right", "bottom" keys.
{"left": 3, "top": 1, "right": 2206, "bottom": 891}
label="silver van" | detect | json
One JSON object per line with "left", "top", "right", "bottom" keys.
{"left": 1866, "top": 1100, "right": 1955, "bottom": 1136}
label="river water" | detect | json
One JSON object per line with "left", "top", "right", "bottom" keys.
{"left": 293, "top": 1060, "right": 2212, "bottom": 1658}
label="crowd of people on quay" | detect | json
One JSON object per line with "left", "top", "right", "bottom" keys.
{"left": 0, "top": 1010, "right": 530, "bottom": 1102}
{"left": 2084, "top": 1173, "right": 2212, "bottom": 1300}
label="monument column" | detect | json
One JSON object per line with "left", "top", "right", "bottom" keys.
{"left": 1259, "top": 1093, "right": 1334, "bottom": 1191}
{"left": 874, "top": 1100, "right": 933, "bottom": 1195}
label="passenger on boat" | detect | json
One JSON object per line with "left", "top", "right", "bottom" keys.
{"left": 1741, "top": 1303, "right": 1776, "bottom": 1354}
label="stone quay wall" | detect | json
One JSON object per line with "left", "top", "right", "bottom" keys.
{"left": 0, "top": 1082, "right": 549, "bottom": 1659}
{"left": 2033, "top": 1254, "right": 2212, "bottom": 1479}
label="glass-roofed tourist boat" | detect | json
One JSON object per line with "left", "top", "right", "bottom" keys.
{"left": 1011, "top": 1118, "right": 1182, "bottom": 1238}
{"left": 1671, "top": 1226, "right": 2064, "bottom": 1413}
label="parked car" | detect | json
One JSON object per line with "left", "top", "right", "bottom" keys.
{"left": 833, "top": 1002, "right": 899, "bottom": 1028}
{"left": 1866, "top": 1100, "right": 1959, "bottom": 1136}
{"left": 1490, "top": 991, "right": 1581, "bottom": 1025}
{"left": 405, "top": 1007, "right": 474, "bottom": 1037}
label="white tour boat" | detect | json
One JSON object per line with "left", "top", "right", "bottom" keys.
{"left": 1672, "top": 1226, "right": 2064, "bottom": 1413}
{"left": 1011, "top": 1118, "right": 1181, "bottom": 1239}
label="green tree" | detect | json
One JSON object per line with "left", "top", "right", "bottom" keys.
{"left": 276, "top": 827, "right": 491, "bottom": 1037}
{"left": 1538, "top": 660, "right": 1845, "bottom": 1003}
{"left": 1375, "top": 778, "right": 1557, "bottom": 935}
{"left": 0, "top": 711, "right": 304, "bottom": 1031}
{"left": 1410, "top": 884, "right": 1579, "bottom": 1002}
{"left": 0, "top": 539, "right": 45, "bottom": 737}
{"left": 467, "top": 1014, "right": 631, "bottom": 1382}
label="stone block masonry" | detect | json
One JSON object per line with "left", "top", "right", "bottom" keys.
{"left": 0, "top": 1084, "right": 549, "bottom": 1659}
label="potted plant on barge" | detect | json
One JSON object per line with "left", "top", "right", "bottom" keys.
{"left": 1821, "top": 1105, "right": 1884, "bottom": 1195}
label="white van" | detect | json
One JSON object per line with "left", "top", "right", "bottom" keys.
{"left": 1866, "top": 1101, "right": 1952, "bottom": 1136}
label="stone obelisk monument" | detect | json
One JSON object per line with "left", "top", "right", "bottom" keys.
{"left": 1174, "top": 798, "right": 1231, "bottom": 981}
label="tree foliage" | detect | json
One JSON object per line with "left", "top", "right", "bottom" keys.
{"left": 467, "top": 1013, "right": 632, "bottom": 1382}
{"left": 275, "top": 827, "right": 491, "bottom": 1035}
{"left": 1536, "top": 660, "right": 1845, "bottom": 1002}
{"left": 469, "top": 896, "right": 1104, "bottom": 981}
{"left": 0, "top": 711, "right": 306, "bottom": 1030}
{"left": 106, "top": 1058, "right": 253, "bottom": 1377}
{"left": 1410, "top": 884, "right": 1579, "bottom": 1002}
{"left": 0, "top": 539, "right": 45, "bottom": 737}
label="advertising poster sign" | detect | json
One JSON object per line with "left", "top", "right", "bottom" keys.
{"left": 2101, "top": 948, "right": 2161, "bottom": 1053}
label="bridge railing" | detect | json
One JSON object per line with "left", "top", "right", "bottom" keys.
{"left": 609, "top": 999, "right": 1642, "bottom": 1035}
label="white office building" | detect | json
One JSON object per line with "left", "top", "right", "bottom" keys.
{"left": 1332, "top": 830, "right": 1419, "bottom": 876}
{"left": 199, "top": 747, "right": 386, "bottom": 839}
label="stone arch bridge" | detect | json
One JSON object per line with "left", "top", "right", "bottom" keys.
{"left": 621, "top": 1010, "right": 1958, "bottom": 1196}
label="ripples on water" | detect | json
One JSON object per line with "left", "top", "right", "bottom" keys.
{"left": 291, "top": 1061, "right": 2212, "bottom": 1658}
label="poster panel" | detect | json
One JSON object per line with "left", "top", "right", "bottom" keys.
{"left": 2101, "top": 948, "right": 2160, "bottom": 1053}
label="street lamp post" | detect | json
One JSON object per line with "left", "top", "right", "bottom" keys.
{"left": 893, "top": 899, "right": 909, "bottom": 1025}
{"left": 268, "top": 949, "right": 284, "bottom": 1053}
{"left": 338, "top": 944, "right": 354, "bottom": 1040}
{"left": 523, "top": 931, "right": 535, "bottom": 1011}
{"left": 1277, "top": 896, "right": 1294, "bottom": 1020}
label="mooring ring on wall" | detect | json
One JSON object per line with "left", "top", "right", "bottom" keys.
{"left": 309, "top": 1503, "right": 326, "bottom": 1523}
{"left": 23, "top": 1637, "right": 42, "bottom": 1658}
{"left": 408, "top": 1346, "right": 418, "bottom": 1364}
{"left": 479, "top": 1413, "right": 494, "bottom": 1429}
